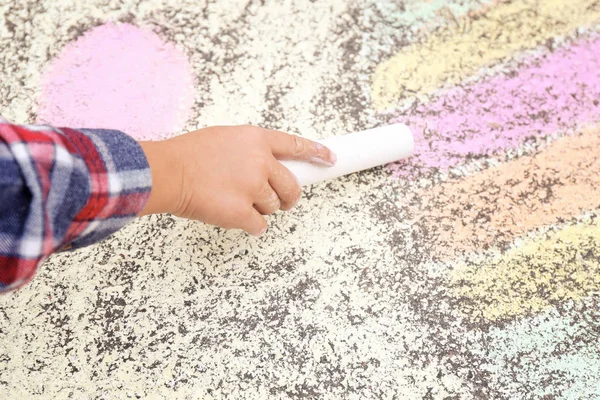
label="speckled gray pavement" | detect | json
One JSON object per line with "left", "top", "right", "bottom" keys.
{"left": 2, "top": 1, "right": 600, "bottom": 399}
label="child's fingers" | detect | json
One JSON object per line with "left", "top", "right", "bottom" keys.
{"left": 253, "top": 184, "right": 281, "bottom": 215}
{"left": 269, "top": 159, "right": 302, "bottom": 211}
{"left": 266, "top": 129, "right": 337, "bottom": 166}
{"left": 238, "top": 207, "right": 268, "bottom": 236}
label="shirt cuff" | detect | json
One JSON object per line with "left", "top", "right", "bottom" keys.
{"left": 63, "top": 128, "right": 152, "bottom": 250}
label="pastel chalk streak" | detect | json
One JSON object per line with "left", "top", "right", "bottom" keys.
{"left": 372, "top": 0, "right": 600, "bottom": 109}
{"left": 406, "top": 126, "right": 600, "bottom": 259}
{"left": 484, "top": 307, "right": 600, "bottom": 397}
{"left": 450, "top": 222, "right": 600, "bottom": 322}
{"left": 390, "top": 36, "right": 600, "bottom": 176}
{"left": 280, "top": 124, "right": 414, "bottom": 186}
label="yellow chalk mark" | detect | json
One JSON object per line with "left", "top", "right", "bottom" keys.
{"left": 372, "top": 0, "right": 600, "bottom": 109}
{"left": 450, "top": 222, "right": 600, "bottom": 322}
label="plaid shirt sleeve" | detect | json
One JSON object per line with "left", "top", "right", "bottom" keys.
{"left": 0, "top": 117, "right": 152, "bottom": 293}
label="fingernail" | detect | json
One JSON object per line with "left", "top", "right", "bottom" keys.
{"left": 318, "top": 152, "right": 337, "bottom": 167}
{"left": 329, "top": 151, "right": 337, "bottom": 165}
{"left": 254, "top": 226, "right": 268, "bottom": 237}
{"left": 310, "top": 157, "right": 335, "bottom": 167}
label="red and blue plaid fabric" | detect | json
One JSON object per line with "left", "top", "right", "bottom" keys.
{"left": 0, "top": 117, "right": 151, "bottom": 293}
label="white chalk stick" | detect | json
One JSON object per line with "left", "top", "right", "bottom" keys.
{"left": 280, "top": 123, "right": 414, "bottom": 186}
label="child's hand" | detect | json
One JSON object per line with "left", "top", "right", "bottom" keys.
{"left": 139, "top": 125, "right": 336, "bottom": 236}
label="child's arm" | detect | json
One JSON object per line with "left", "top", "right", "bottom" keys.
{"left": 0, "top": 118, "right": 152, "bottom": 292}
{"left": 0, "top": 119, "right": 334, "bottom": 293}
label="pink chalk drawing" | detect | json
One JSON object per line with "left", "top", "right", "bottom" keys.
{"left": 390, "top": 37, "right": 600, "bottom": 176}
{"left": 37, "top": 23, "right": 194, "bottom": 141}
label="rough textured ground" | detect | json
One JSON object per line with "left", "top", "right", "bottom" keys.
{"left": 1, "top": 0, "right": 600, "bottom": 398}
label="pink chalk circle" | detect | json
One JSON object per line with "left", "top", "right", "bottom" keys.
{"left": 37, "top": 23, "right": 194, "bottom": 141}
